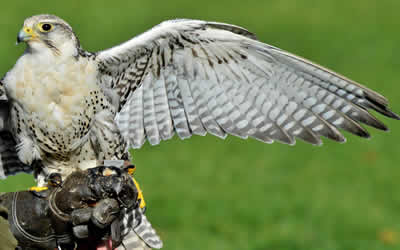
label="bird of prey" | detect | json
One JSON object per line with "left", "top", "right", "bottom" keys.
{"left": 0, "top": 13, "right": 398, "bottom": 249}
{"left": 0, "top": 14, "right": 398, "bottom": 182}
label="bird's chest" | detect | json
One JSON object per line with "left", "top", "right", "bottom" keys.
{"left": 4, "top": 54, "right": 111, "bottom": 156}
{"left": 5, "top": 54, "right": 100, "bottom": 129}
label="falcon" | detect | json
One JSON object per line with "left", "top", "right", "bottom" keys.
{"left": 0, "top": 13, "right": 398, "bottom": 250}
{"left": 0, "top": 14, "right": 398, "bottom": 181}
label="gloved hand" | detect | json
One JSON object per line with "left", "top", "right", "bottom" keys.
{"left": 0, "top": 165, "right": 141, "bottom": 250}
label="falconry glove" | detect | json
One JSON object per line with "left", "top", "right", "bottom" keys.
{"left": 0, "top": 166, "right": 162, "bottom": 249}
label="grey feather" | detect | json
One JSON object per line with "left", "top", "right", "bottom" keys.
{"left": 164, "top": 72, "right": 191, "bottom": 139}
{"left": 0, "top": 131, "right": 32, "bottom": 179}
{"left": 0, "top": 98, "right": 32, "bottom": 178}
{"left": 142, "top": 73, "right": 161, "bottom": 146}
{"left": 96, "top": 19, "right": 398, "bottom": 148}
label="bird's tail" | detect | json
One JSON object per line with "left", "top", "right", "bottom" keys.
{"left": 117, "top": 207, "right": 163, "bottom": 249}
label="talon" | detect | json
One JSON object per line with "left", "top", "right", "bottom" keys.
{"left": 126, "top": 164, "right": 136, "bottom": 175}
{"left": 29, "top": 186, "right": 48, "bottom": 192}
{"left": 47, "top": 173, "right": 63, "bottom": 187}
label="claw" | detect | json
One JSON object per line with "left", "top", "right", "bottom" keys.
{"left": 126, "top": 164, "right": 136, "bottom": 175}
{"left": 47, "top": 173, "right": 63, "bottom": 187}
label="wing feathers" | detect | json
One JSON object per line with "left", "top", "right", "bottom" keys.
{"left": 142, "top": 74, "right": 161, "bottom": 146}
{"left": 0, "top": 131, "right": 32, "bottom": 178}
{"left": 130, "top": 85, "right": 146, "bottom": 148}
{"left": 176, "top": 77, "right": 206, "bottom": 136}
{"left": 164, "top": 72, "right": 192, "bottom": 139}
{"left": 154, "top": 72, "right": 174, "bottom": 140}
{"left": 96, "top": 19, "right": 398, "bottom": 148}
{"left": 265, "top": 45, "right": 398, "bottom": 122}
{"left": 186, "top": 60, "right": 226, "bottom": 139}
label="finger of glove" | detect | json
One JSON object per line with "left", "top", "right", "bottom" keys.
{"left": 73, "top": 225, "right": 89, "bottom": 239}
{"left": 92, "top": 198, "right": 120, "bottom": 228}
{"left": 111, "top": 218, "right": 122, "bottom": 246}
{"left": 71, "top": 207, "right": 94, "bottom": 225}
{"left": 117, "top": 177, "right": 138, "bottom": 209}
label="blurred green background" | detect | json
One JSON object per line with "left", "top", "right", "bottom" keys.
{"left": 0, "top": 0, "right": 400, "bottom": 249}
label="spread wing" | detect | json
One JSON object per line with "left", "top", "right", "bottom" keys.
{"left": 95, "top": 19, "right": 399, "bottom": 149}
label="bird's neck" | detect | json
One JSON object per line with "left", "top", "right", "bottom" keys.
{"left": 25, "top": 40, "right": 78, "bottom": 62}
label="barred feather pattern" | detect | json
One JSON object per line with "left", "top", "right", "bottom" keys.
{"left": 118, "top": 207, "right": 163, "bottom": 249}
{"left": 97, "top": 19, "right": 399, "bottom": 148}
{"left": 0, "top": 131, "right": 32, "bottom": 179}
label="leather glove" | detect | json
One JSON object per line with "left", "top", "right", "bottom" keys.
{"left": 0, "top": 166, "right": 140, "bottom": 250}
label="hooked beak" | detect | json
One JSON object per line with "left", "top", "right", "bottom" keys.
{"left": 16, "top": 27, "right": 36, "bottom": 44}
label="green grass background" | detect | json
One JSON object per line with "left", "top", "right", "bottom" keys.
{"left": 0, "top": 0, "right": 400, "bottom": 249}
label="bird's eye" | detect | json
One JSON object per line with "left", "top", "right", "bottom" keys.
{"left": 40, "top": 23, "right": 53, "bottom": 32}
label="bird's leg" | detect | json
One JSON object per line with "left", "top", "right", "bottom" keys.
{"left": 122, "top": 154, "right": 146, "bottom": 209}
{"left": 29, "top": 160, "right": 49, "bottom": 192}
{"left": 123, "top": 164, "right": 146, "bottom": 210}
{"left": 29, "top": 186, "right": 48, "bottom": 192}
{"left": 29, "top": 173, "right": 64, "bottom": 193}
{"left": 28, "top": 161, "right": 65, "bottom": 193}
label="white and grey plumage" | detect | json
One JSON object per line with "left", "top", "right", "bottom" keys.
{"left": 100, "top": 19, "right": 399, "bottom": 147}
{"left": 0, "top": 14, "right": 398, "bottom": 179}
{"left": 0, "top": 14, "right": 398, "bottom": 248}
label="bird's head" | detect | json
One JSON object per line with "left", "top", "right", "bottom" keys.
{"left": 17, "top": 14, "right": 80, "bottom": 56}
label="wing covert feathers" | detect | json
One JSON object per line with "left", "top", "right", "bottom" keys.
{"left": 96, "top": 19, "right": 398, "bottom": 148}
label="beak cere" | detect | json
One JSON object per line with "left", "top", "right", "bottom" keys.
{"left": 17, "top": 27, "right": 34, "bottom": 44}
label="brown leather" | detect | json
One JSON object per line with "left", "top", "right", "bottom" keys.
{"left": 0, "top": 166, "right": 139, "bottom": 249}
